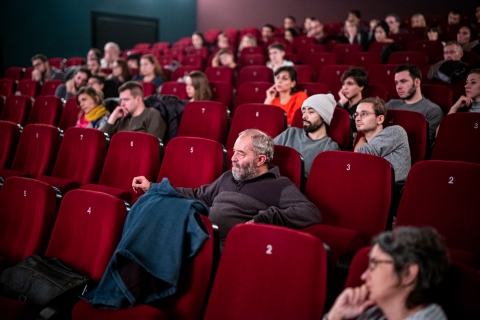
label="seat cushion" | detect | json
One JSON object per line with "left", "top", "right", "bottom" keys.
{"left": 80, "top": 184, "right": 132, "bottom": 203}
{"left": 449, "top": 247, "right": 480, "bottom": 270}
{"left": 72, "top": 300, "right": 167, "bottom": 320}
{"left": 0, "top": 296, "right": 39, "bottom": 320}
{"left": 0, "top": 255, "right": 10, "bottom": 273}
{"left": 301, "top": 224, "right": 365, "bottom": 266}
{"left": 36, "top": 176, "right": 79, "bottom": 195}
{"left": 0, "top": 169, "right": 30, "bottom": 180}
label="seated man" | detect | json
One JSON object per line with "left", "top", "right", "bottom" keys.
{"left": 274, "top": 94, "right": 340, "bottom": 177}
{"left": 307, "top": 19, "right": 325, "bottom": 43}
{"left": 428, "top": 41, "right": 470, "bottom": 82}
{"left": 354, "top": 97, "right": 411, "bottom": 182}
{"left": 101, "top": 42, "right": 121, "bottom": 68}
{"left": 54, "top": 67, "right": 90, "bottom": 100}
{"left": 100, "top": 81, "right": 166, "bottom": 139}
{"left": 387, "top": 64, "right": 443, "bottom": 144}
{"left": 132, "top": 129, "right": 321, "bottom": 247}
{"left": 266, "top": 43, "right": 294, "bottom": 72}
{"left": 261, "top": 24, "right": 275, "bottom": 44}
{"left": 385, "top": 14, "right": 408, "bottom": 34}
{"left": 31, "top": 54, "right": 64, "bottom": 85}
{"left": 448, "top": 10, "right": 461, "bottom": 25}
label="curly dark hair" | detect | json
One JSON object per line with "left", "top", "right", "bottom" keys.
{"left": 341, "top": 66, "right": 369, "bottom": 88}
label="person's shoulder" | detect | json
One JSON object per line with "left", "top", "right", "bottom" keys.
{"left": 294, "top": 91, "right": 308, "bottom": 100}
{"left": 385, "top": 125, "right": 408, "bottom": 136}
{"left": 386, "top": 99, "right": 403, "bottom": 108}
{"left": 421, "top": 97, "right": 443, "bottom": 111}
{"left": 132, "top": 75, "right": 143, "bottom": 81}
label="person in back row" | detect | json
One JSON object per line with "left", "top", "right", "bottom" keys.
{"left": 266, "top": 43, "right": 294, "bottom": 72}
{"left": 274, "top": 94, "right": 340, "bottom": 178}
{"left": 338, "top": 67, "right": 368, "bottom": 136}
{"left": 448, "top": 69, "right": 480, "bottom": 114}
{"left": 132, "top": 54, "right": 165, "bottom": 89}
{"left": 100, "top": 81, "right": 166, "bottom": 139}
{"left": 31, "top": 54, "right": 64, "bottom": 85}
{"left": 185, "top": 71, "right": 212, "bottom": 103}
{"left": 264, "top": 66, "right": 308, "bottom": 126}
{"left": 354, "top": 97, "right": 411, "bottom": 182}
{"left": 54, "top": 67, "right": 90, "bottom": 100}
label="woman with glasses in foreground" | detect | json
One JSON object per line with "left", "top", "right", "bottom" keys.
{"left": 325, "top": 227, "right": 449, "bottom": 320}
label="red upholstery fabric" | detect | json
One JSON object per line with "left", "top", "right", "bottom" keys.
{"left": 421, "top": 84, "right": 452, "bottom": 116}
{"left": 305, "top": 52, "right": 338, "bottom": 79}
{"left": 58, "top": 97, "right": 80, "bottom": 131}
{"left": 0, "top": 124, "right": 61, "bottom": 179}
{"left": 384, "top": 109, "right": 427, "bottom": 165}
{"left": 344, "top": 52, "right": 382, "bottom": 69}
{"left": 35, "top": 176, "right": 79, "bottom": 195}
{"left": 296, "top": 82, "right": 329, "bottom": 97}
{"left": 317, "top": 65, "right": 350, "bottom": 101}
{"left": 0, "top": 297, "right": 39, "bottom": 320}
{"left": 177, "top": 101, "right": 229, "bottom": 143}
{"left": 23, "top": 67, "right": 34, "bottom": 80}
{"left": 390, "top": 33, "right": 414, "bottom": 49}
{"left": 0, "top": 94, "right": 4, "bottom": 114}
{"left": 292, "top": 36, "right": 316, "bottom": 53}
{"left": 80, "top": 184, "right": 132, "bottom": 203}
{"left": 239, "top": 45, "right": 263, "bottom": 56}
{"left": 159, "top": 81, "right": 187, "bottom": 100}
{"left": 388, "top": 51, "right": 429, "bottom": 68}
{"left": 82, "top": 131, "right": 162, "bottom": 203}
{"left": 65, "top": 57, "right": 85, "bottom": 67}
{"left": 332, "top": 43, "right": 363, "bottom": 64}
{"left": 294, "top": 65, "right": 315, "bottom": 83}
{"left": 16, "top": 79, "right": 39, "bottom": 98}
{"left": 157, "top": 136, "right": 226, "bottom": 188}
{"left": 432, "top": 113, "right": 480, "bottom": 164}
{"left": 204, "top": 29, "right": 221, "bottom": 43}
{"left": 344, "top": 247, "right": 370, "bottom": 289}
{"left": 363, "top": 83, "right": 388, "bottom": 101}
{"left": 407, "top": 40, "right": 444, "bottom": 64}
{"left": 45, "top": 189, "right": 126, "bottom": 282}
{"left": 185, "top": 47, "right": 209, "bottom": 59}
{"left": 271, "top": 145, "right": 304, "bottom": 190}
{"left": 203, "top": 224, "right": 328, "bottom": 320}
{"left": 134, "top": 43, "right": 151, "bottom": 51}
{"left": 27, "top": 95, "right": 63, "bottom": 126}
{"left": 48, "top": 57, "right": 65, "bottom": 70}
{"left": 396, "top": 160, "right": 480, "bottom": 268}
{"left": 236, "top": 66, "right": 273, "bottom": 90}
{"left": 297, "top": 44, "right": 327, "bottom": 63}
{"left": 5, "top": 67, "right": 24, "bottom": 82}
{"left": 172, "top": 66, "right": 200, "bottom": 81}
{"left": 368, "top": 64, "right": 401, "bottom": 99}
{"left": 72, "top": 301, "right": 167, "bottom": 320}
{"left": 0, "top": 120, "right": 21, "bottom": 169}
{"left": 140, "top": 81, "right": 157, "bottom": 97}
{"left": 233, "top": 82, "right": 272, "bottom": 115}
{"left": 210, "top": 81, "right": 233, "bottom": 111}
{"left": 40, "top": 79, "right": 64, "bottom": 96}
{"left": 205, "top": 66, "right": 234, "bottom": 84}
{"left": 304, "top": 151, "right": 392, "bottom": 260}
{"left": 180, "top": 56, "right": 204, "bottom": 70}
{"left": 0, "top": 78, "right": 15, "bottom": 97}
{"left": 0, "top": 177, "right": 57, "bottom": 266}
{"left": 0, "top": 95, "right": 33, "bottom": 125}
{"left": 238, "top": 54, "right": 265, "bottom": 67}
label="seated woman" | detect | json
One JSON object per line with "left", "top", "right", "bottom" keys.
{"left": 132, "top": 54, "right": 165, "bottom": 89}
{"left": 457, "top": 24, "right": 480, "bottom": 55}
{"left": 410, "top": 13, "right": 426, "bottom": 28}
{"left": 238, "top": 34, "right": 257, "bottom": 55}
{"left": 212, "top": 49, "right": 237, "bottom": 69}
{"left": 266, "top": 43, "right": 294, "bottom": 72}
{"left": 339, "top": 20, "right": 368, "bottom": 50}
{"left": 426, "top": 24, "right": 443, "bottom": 44}
{"left": 87, "top": 56, "right": 102, "bottom": 76}
{"left": 448, "top": 69, "right": 480, "bottom": 113}
{"left": 126, "top": 54, "right": 141, "bottom": 74}
{"left": 325, "top": 226, "right": 449, "bottom": 320}
{"left": 104, "top": 59, "right": 131, "bottom": 98}
{"left": 185, "top": 71, "right": 212, "bottom": 103}
{"left": 338, "top": 67, "right": 368, "bottom": 136}
{"left": 284, "top": 27, "right": 298, "bottom": 45}
{"left": 372, "top": 21, "right": 394, "bottom": 45}
{"left": 76, "top": 86, "right": 110, "bottom": 129}
{"left": 264, "top": 66, "right": 308, "bottom": 126}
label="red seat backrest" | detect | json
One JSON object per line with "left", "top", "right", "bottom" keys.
{"left": 0, "top": 120, "right": 21, "bottom": 169}
{"left": 0, "top": 95, "right": 33, "bottom": 126}
{"left": 27, "top": 95, "right": 63, "bottom": 126}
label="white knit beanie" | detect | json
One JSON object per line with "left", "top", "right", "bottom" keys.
{"left": 301, "top": 93, "right": 336, "bottom": 125}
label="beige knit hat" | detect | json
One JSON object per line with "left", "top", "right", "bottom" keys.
{"left": 301, "top": 93, "right": 336, "bottom": 125}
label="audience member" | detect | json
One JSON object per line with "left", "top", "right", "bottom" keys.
{"left": 426, "top": 24, "right": 443, "bottom": 43}
{"left": 411, "top": 13, "right": 426, "bottom": 28}
{"left": 354, "top": 97, "right": 411, "bottom": 182}
{"left": 87, "top": 56, "right": 102, "bottom": 75}
{"left": 264, "top": 66, "right": 308, "bottom": 126}
{"left": 387, "top": 64, "right": 443, "bottom": 143}
{"left": 87, "top": 48, "right": 102, "bottom": 62}
{"left": 266, "top": 43, "right": 294, "bottom": 72}
{"left": 307, "top": 19, "right": 325, "bottom": 43}
{"left": 54, "top": 67, "right": 90, "bottom": 100}
{"left": 325, "top": 227, "right": 449, "bottom": 320}
{"left": 457, "top": 24, "right": 480, "bottom": 55}
{"left": 189, "top": 31, "right": 208, "bottom": 51}
{"left": 284, "top": 16, "right": 297, "bottom": 31}
{"left": 132, "top": 54, "right": 164, "bottom": 89}
{"left": 101, "top": 42, "right": 121, "bottom": 68}
{"left": 448, "top": 10, "right": 462, "bottom": 25}
{"left": 340, "top": 20, "right": 369, "bottom": 50}
{"left": 132, "top": 129, "right": 321, "bottom": 248}
{"left": 111, "top": 59, "right": 132, "bottom": 84}
{"left": 100, "top": 81, "right": 166, "bottom": 139}
{"left": 368, "top": 19, "right": 380, "bottom": 42}
{"left": 385, "top": 14, "right": 407, "bottom": 34}
{"left": 87, "top": 75, "right": 106, "bottom": 93}
{"left": 303, "top": 17, "right": 314, "bottom": 34}
{"left": 216, "top": 33, "right": 231, "bottom": 51}
{"left": 428, "top": 41, "right": 469, "bottom": 82}
{"left": 476, "top": 6, "right": 480, "bottom": 24}
{"left": 238, "top": 34, "right": 257, "bottom": 53}
{"left": 30, "top": 54, "right": 64, "bottom": 85}
{"left": 284, "top": 28, "right": 297, "bottom": 45}
{"left": 347, "top": 9, "right": 369, "bottom": 33}
{"left": 76, "top": 86, "right": 110, "bottom": 129}
{"left": 126, "top": 54, "right": 141, "bottom": 72}
{"left": 372, "top": 21, "right": 394, "bottom": 44}
{"left": 261, "top": 24, "right": 275, "bottom": 43}
{"left": 274, "top": 94, "right": 340, "bottom": 177}
{"left": 448, "top": 69, "right": 480, "bottom": 114}
{"left": 185, "top": 71, "right": 212, "bottom": 103}
{"left": 211, "top": 49, "right": 238, "bottom": 70}
{"left": 338, "top": 67, "right": 368, "bottom": 135}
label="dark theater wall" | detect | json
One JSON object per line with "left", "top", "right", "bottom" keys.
{"left": 197, "top": 0, "right": 477, "bottom": 32}
{"left": 0, "top": 0, "right": 197, "bottom": 71}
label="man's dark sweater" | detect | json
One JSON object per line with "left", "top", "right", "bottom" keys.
{"left": 176, "top": 166, "right": 321, "bottom": 246}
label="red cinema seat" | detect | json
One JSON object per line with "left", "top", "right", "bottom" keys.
{"left": 368, "top": 42, "right": 389, "bottom": 54}
{"left": 177, "top": 101, "right": 229, "bottom": 143}
{"left": 210, "top": 82, "right": 234, "bottom": 111}
{"left": 238, "top": 54, "right": 265, "bottom": 67}
{"left": 41, "top": 79, "right": 64, "bottom": 96}
{"left": 302, "top": 151, "right": 393, "bottom": 265}
{"left": 388, "top": 51, "right": 429, "bottom": 68}
{"left": 396, "top": 160, "right": 480, "bottom": 268}
{"left": 205, "top": 67, "right": 235, "bottom": 84}
{"left": 140, "top": 81, "right": 157, "bottom": 97}
{"left": 0, "top": 121, "right": 21, "bottom": 169}
{"left": 297, "top": 82, "right": 329, "bottom": 96}
{"left": 421, "top": 84, "right": 452, "bottom": 116}
{"left": 317, "top": 65, "right": 350, "bottom": 101}
{"left": 0, "top": 95, "right": 33, "bottom": 126}
{"left": 0, "top": 78, "right": 15, "bottom": 97}
{"left": 4, "top": 67, "right": 24, "bottom": 82}
{"left": 305, "top": 52, "right": 338, "bottom": 79}
{"left": 65, "top": 57, "right": 86, "bottom": 67}
{"left": 172, "top": 66, "right": 201, "bottom": 81}
{"left": 58, "top": 97, "right": 80, "bottom": 131}
{"left": 204, "top": 29, "right": 221, "bottom": 43}
{"left": 233, "top": 82, "right": 272, "bottom": 115}
{"left": 297, "top": 44, "right": 327, "bottom": 63}
{"left": 15, "top": 79, "right": 39, "bottom": 98}
{"left": 236, "top": 66, "right": 273, "bottom": 90}
{"left": 0, "top": 124, "right": 61, "bottom": 180}
{"left": 407, "top": 40, "right": 444, "bottom": 64}
{"left": 36, "top": 127, "right": 108, "bottom": 195}
{"left": 203, "top": 224, "right": 328, "bottom": 320}
{"left": 23, "top": 67, "right": 34, "bottom": 80}
{"left": 159, "top": 81, "right": 187, "bottom": 100}
{"left": 344, "top": 52, "right": 382, "bottom": 69}
{"left": 81, "top": 131, "right": 162, "bottom": 203}
{"left": 133, "top": 43, "right": 151, "bottom": 51}
{"left": 239, "top": 46, "right": 263, "bottom": 56}
{"left": 180, "top": 55, "right": 204, "bottom": 70}
{"left": 363, "top": 83, "right": 388, "bottom": 101}
{"left": 294, "top": 65, "right": 315, "bottom": 83}
{"left": 332, "top": 43, "right": 363, "bottom": 64}
{"left": 293, "top": 36, "right": 316, "bottom": 53}
{"left": 271, "top": 145, "right": 304, "bottom": 190}
{"left": 48, "top": 57, "right": 65, "bottom": 70}
{"left": 368, "top": 64, "right": 400, "bottom": 99}
{"left": 26, "top": 95, "right": 63, "bottom": 126}
{"left": 0, "top": 94, "right": 4, "bottom": 114}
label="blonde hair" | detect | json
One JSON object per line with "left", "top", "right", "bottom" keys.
{"left": 344, "top": 19, "right": 359, "bottom": 38}
{"left": 411, "top": 13, "right": 426, "bottom": 28}
{"left": 239, "top": 34, "right": 257, "bottom": 52}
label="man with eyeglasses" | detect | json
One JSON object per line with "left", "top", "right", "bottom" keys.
{"left": 30, "top": 54, "right": 64, "bottom": 85}
{"left": 428, "top": 41, "right": 469, "bottom": 83}
{"left": 354, "top": 97, "right": 411, "bottom": 182}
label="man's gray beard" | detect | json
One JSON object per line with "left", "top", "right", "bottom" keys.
{"left": 232, "top": 161, "right": 257, "bottom": 182}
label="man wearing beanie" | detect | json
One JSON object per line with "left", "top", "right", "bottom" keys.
{"left": 274, "top": 93, "right": 340, "bottom": 178}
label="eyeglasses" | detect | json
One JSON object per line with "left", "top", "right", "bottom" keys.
{"left": 33, "top": 62, "right": 43, "bottom": 68}
{"left": 367, "top": 258, "right": 394, "bottom": 271}
{"left": 353, "top": 111, "right": 376, "bottom": 119}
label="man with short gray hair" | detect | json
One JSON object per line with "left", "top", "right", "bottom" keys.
{"left": 101, "top": 42, "right": 121, "bottom": 68}
{"left": 132, "top": 129, "right": 321, "bottom": 247}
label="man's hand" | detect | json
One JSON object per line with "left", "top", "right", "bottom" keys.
{"left": 245, "top": 219, "right": 255, "bottom": 224}
{"left": 31, "top": 69, "right": 42, "bottom": 81}
{"left": 326, "top": 285, "right": 375, "bottom": 320}
{"left": 354, "top": 136, "right": 367, "bottom": 152}
{"left": 108, "top": 106, "right": 129, "bottom": 124}
{"left": 132, "top": 176, "right": 151, "bottom": 193}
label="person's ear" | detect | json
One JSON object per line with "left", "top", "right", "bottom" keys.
{"left": 377, "top": 114, "right": 385, "bottom": 125}
{"left": 401, "top": 264, "right": 419, "bottom": 287}
{"left": 414, "top": 78, "right": 421, "bottom": 88}
{"left": 257, "top": 154, "right": 267, "bottom": 167}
